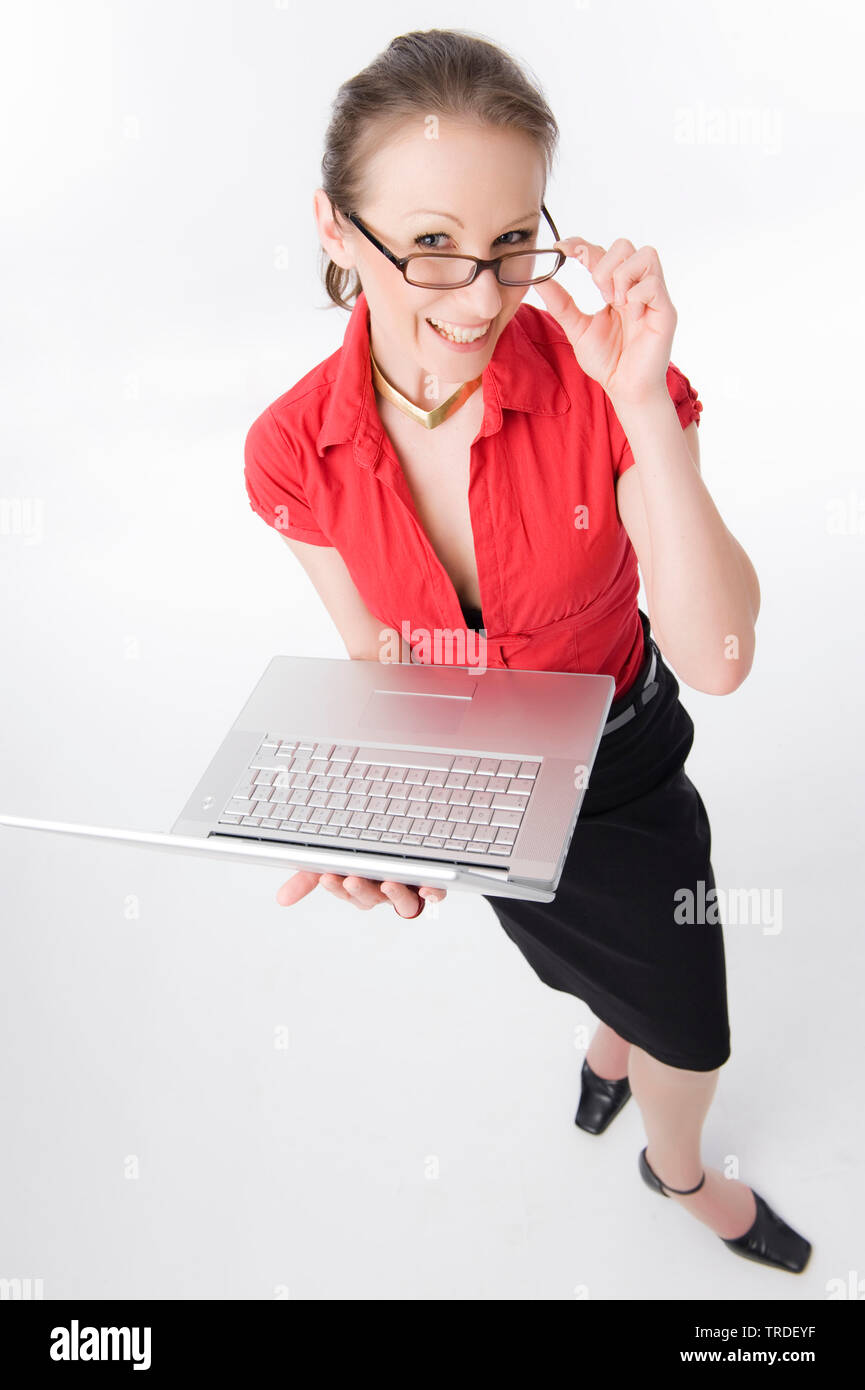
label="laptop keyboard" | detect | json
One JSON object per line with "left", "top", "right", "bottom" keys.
{"left": 216, "top": 736, "right": 542, "bottom": 860}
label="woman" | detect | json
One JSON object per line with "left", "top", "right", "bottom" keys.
{"left": 244, "top": 29, "right": 811, "bottom": 1273}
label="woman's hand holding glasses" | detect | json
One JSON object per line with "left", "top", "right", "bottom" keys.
{"left": 535, "top": 236, "right": 678, "bottom": 410}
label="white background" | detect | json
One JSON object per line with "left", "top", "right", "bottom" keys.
{"left": 1, "top": 0, "right": 862, "bottom": 1300}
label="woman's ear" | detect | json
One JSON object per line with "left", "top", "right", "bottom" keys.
{"left": 313, "top": 188, "right": 355, "bottom": 270}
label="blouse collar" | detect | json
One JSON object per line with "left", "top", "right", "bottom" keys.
{"left": 315, "top": 289, "right": 570, "bottom": 464}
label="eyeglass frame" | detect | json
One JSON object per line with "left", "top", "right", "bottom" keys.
{"left": 339, "top": 201, "right": 566, "bottom": 288}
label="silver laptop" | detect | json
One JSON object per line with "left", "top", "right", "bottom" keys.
{"left": 0, "top": 655, "right": 614, "bottom": 903}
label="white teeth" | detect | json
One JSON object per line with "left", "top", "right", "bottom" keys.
{"left": 427, "top": 317, "right": 489, "bottom": 344}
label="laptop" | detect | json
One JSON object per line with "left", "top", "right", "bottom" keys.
{"left": 0, "top": 654, "right": 614, "bottom": 903}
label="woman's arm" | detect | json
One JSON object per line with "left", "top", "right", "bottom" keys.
{"left": 281, "top": 536, "right": 410, "bottom": 662}
{"left": 615, "top": 410, "right": 760, "bottom": 694}
{"left": 533, "top": 234, "right": 759, "bottom": 694}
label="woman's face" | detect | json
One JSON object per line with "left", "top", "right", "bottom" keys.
{"left": 315, "top": 121, "right": 550, "bottom": 404}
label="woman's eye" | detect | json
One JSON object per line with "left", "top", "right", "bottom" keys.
{"left": 414, "top": 232, "right": 450, "bottom": 250}
{"left": 497, "top": 229, "right": 532, "bottom": 246}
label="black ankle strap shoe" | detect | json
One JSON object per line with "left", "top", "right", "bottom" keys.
{"left": 575, "top": 1057, "right": 631, "bottom": 1134}
{"left": 638, "top": 1146, "right": 812, "bottom": 1273}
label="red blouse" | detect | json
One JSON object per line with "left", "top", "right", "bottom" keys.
{"left": 244, "top": 289, "right": 703, "bottom": 699}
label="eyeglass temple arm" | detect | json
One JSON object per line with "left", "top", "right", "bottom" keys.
{"left": 344, "top": 210, "right": 407, "bottom": 268}
{"left": 541, "top": 203, "right": 562, "bottom": 242}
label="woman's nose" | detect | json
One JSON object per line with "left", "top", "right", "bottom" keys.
{"left": 448, "top": 266, "right": 504, "bottom": 319}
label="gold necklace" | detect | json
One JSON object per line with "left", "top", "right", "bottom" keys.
{"left": 370, "top": 344, "right": 483, "bottom": 430}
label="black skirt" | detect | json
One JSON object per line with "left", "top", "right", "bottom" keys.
{"left": 463, "top": 604, "right": 731, "bottom": 1073}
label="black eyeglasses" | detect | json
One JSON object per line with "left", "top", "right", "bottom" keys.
{"left": 342, "top": 202, "right": 566, "bottom": 289}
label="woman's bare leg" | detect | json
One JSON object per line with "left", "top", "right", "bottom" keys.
{"left": 585, "top": 1020, "right": 632, "bottom": 1079}
{"left": 628, "top": 1046, "right": 757, "bottom": 1240}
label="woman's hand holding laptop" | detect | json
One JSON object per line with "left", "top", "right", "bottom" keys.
{"left": 275, "top": 870, "right": 447, "bottom": 918}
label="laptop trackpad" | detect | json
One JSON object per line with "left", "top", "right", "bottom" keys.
{"left": 358, "top": 686, "right": 476, "bottom": 735}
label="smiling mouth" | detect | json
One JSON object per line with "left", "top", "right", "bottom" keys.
{"left": 426, "top": 317, "right": 492, "bottom": 344}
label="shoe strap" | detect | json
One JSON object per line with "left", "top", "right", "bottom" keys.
{"left": 644, "top": 1148, "right": 707, "bottom": 1195}
{"left": 661, "top": 1171, "right": 707, "bottom": 1195}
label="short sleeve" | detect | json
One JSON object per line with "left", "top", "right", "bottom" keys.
{"left": 666, "top": 361, "right": 703, "bottom": 431}
{"left": 609, "top": 361, "right": 703, "bottom": 481}
{"left": 244, "top": 406, "right": 333, "bottom": 546}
